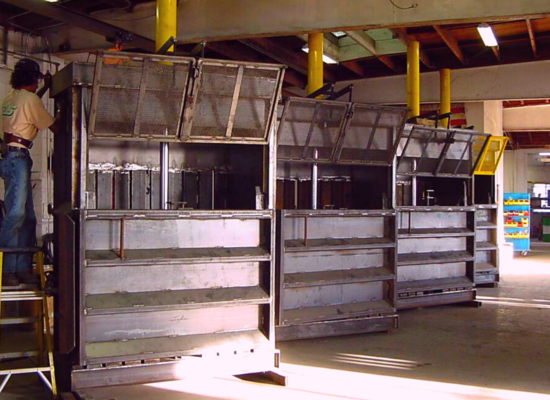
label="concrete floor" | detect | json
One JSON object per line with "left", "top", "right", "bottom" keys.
{"left": 3, "top": 246, "right": 550, "bottom": 400}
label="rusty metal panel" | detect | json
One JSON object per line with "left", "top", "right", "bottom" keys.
{"left": 183, "top": 60, "right": 284, "bottom": 144}
{"left": 85, "top": 262, "right": 262, "bottom": 295}
{"left": 88, "top": 52, "right": 193, "bottom": 140}
{"left": 85, "top": 305, "right": 261, "bottom": 343}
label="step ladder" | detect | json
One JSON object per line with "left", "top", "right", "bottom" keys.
{"left": 0, "top": 248, "right": 57, "bottom": 398}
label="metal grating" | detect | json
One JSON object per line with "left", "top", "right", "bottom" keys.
{"left": 89, "top": 52, "right": 193, "bottom": 140}
{"left": 186, "top": 61, "right": 284, "bottom": 142}
{"left": 335, "top": 104, "right": 407, "bottom": 166}
{"left": 396, "top": 125, "right": 491, "bottom": 177}
{"left": 277, "top": 98, "right": 350, "bottom": 162}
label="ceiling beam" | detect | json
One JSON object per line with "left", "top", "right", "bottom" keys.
{"left": 206, "top": 40, "right": 307, "bottom": 89}
{"left": 492, "top": 46, "right": 502, "bottom": 61}
{"left": 161, "top": 0, "right": 550, "bottom": 43}
{"left": 345, "top": 30, "right": 399, "bottom": 72}
{"left": 240, "top": 37, "right": 336, "bottom": 82}
{"left": 433, "top": 25, "right": 467, "bottom": 65}
{"left": 344, "top": 30, "right": 376, "bottom": 54}
{"left": 0, "top": 0, "right": 156, "bottom": 52}
{"left": 378, "top": 55, "right": 399, "bottom": 73}
{"left": 390, "top": 28, "right": 434, "bottom": 68}
{"left": 339, "top": 60, "right": 365, "bottom": 78}
{"left": 526, "top": 19, "right": 538, "bottom": 57}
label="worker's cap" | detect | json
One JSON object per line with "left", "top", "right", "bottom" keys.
{"left": 14, "top": 58, "right": 44, "bottom": 78}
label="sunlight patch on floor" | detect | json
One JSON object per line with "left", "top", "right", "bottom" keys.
{"left": 146, "top": 363, "right": 550, "bottom": 400}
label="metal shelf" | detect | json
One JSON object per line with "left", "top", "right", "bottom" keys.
{"left": 398, "top": 228, "right": 474, "bottom": 238}
{"left": 282, "top": 299, "right": 394, "bottom": 325}
{"left": 86, "top": 246, "right": 271, "bottom": 266}
{"left": 284, "top": 237, "right": 395, "bottom": 252}
{"left": 476, "top": 241, "right": 498, "bottom": 251}
{"left": 85, "top": 329, "right": 270, "bottom": 364}
{"left": 397, "top": 276, "right": 473, "bottom": 293}
{"left": 475, "top": 262, "right": 497, "bottom": 273}
{"left": 398, "top": 250, "right": 474, "bottom": 266}
{"left": 476, "top": 222, "right": 498, "bottom": 230}
{"left": 85, "top": 286, "right": 270, "bottom": 315}
{"left": 284, "top": 267, "right": 394, "bottom": 288}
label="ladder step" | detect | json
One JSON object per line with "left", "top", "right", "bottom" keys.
{"left": 0, "top": 291, "right": 45, "bottom": 301}
{"left": 0, "top": 317, "right": 39, "bottom": 325}
{"left": 0, "top": 366, "right": 53, "bottom": 375}
{"left": 0, "top": 350, "right": 40, "bottom": 360}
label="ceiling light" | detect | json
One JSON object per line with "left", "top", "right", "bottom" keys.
{"left": 44, "top": 0, "right": 59, "bottom": 2}
{"left": 332, "top": 31, "right": 347, "bottom": 38}
{"left": 477, "top": 23, "right": 498, "bottom": 47}
{"left": 301, "top": 45, "right": 338, "bottom": 64}
{"left": 539, "top": 152, "right": 550, "bottom": 156}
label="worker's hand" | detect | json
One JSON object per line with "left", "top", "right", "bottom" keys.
{"left": 43, "top": 71, "right": 52, "bottom": 89}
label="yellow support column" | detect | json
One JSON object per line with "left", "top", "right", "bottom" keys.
{"left": 407, "top": 41, "right": 420, "bottom": 119}
{"left": 440, "top": 68, "right": 451, "bottom": 128}
{"left": 156, "top": 0, "right": 177, "bottom": 52}
{"left": 308, "top": 33, "right": 324, "bottom": 96}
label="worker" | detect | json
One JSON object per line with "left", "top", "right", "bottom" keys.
{"left": 0, "top": 58, "right": 60, "bottom": 286}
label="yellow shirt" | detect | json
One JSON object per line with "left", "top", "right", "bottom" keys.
{"left": 2, "top": 89, "right": 54, "bottom": 147}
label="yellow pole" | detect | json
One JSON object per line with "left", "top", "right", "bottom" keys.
{"left": 440, "top": 68, "right": 451, "bottom": 128}
{"left": 407, "top": 41, "right": 420, "bottom": 119}
{"left": 308, "top": 33, "right": 324, "bottom": 96}
{"left": 156, "top": 0, "right": 177, "bottom": 53}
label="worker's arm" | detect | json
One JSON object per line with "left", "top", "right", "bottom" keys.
{"left": 36, "top": 72, "right": 52, "bottom": 99}
{"left": 48, "top": 110, "right": 63, "bottom": 135}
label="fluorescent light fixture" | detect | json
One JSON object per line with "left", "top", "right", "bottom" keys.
{"left": 477, "top": 23, "right": 498, "bottom": 47}
{"left": 301, "top": 45, "right": 338, "bottom": 64}
{"left": 332, "top": 31, "right": 347, "bottom": 38}
{"left": 539, "top": 152, "right": 550, "bottom": 156}
{"left": 44, "top": 0, "right": 59, "bottom": 2}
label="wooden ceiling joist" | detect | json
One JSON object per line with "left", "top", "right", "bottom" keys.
{"left": 433, "top": 25, "right": 467, "bottom": 65}
{"left": 390, "top": 28, "right": 434, "bottom": 69}
{"left": 526, "top": 19, "right": 538, "bottom": 57}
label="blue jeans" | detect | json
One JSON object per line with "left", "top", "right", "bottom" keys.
{"left": 0, "top": 151, "right": 36, "bottom": 274}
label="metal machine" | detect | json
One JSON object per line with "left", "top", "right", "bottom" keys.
{"left": 50, "top": 52, "right": 285, "bottom": 390}
{"left": 275, "top": 97, "right": 407, "bottom": 340}
{"left": 395, "top": 124, "right": 491, "bottom": 309}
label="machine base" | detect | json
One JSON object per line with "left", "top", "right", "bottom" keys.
{"left": 70, "top": 349, "right": 281, "bottom": 391}
{"left": 396, "top": 289, "right": 476, "bottom": 310}
{"left": 275, "top": 314, "right": 398, "bottom": 342}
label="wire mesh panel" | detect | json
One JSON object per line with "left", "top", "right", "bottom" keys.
{"left": 396, "top": 125, "right": 490, "bottom": 177}
{"left": 184, "top": 60, "right": 284, "bottom": 143}
{"left": 335, "top": 104, "right": 407, "bottom": 166}
{"left": 88, "top": 52, "right": 193, "bottom": 140}
{"left": 277, "top": 98, "right": 350, "bottom": 162}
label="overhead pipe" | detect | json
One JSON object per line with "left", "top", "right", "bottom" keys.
{"left": 440, "top": 68, "right": 451, "bottom": 128}
{"left": 407, "top": 41, "right": 420, "bottom": 119}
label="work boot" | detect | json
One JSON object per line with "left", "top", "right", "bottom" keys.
{"left": 2, "top": 273, "right": 20, "bottom": 287}
{"left": 15, "top": 271, "right": 39, "bottom": 285}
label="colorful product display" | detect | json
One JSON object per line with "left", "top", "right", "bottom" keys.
{"left": 503, "top": 193, "right": 530, "bottom": 253}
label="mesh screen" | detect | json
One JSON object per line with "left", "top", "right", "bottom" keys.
{"left": 437, "top": 131, "right": 489, "bottom": 175}
{"left": 90, "top": 55, "right": 191, "bottom": 139}
{"left": 232, "top": 68, "right": 279, "bottom": 139}
{"left": 189, "top": 64, "right": 281, "bottom": 140}
{"left": 138, "top": 60, "right": 189, "bottom": 137}
{"left": 93, "top": 61, "right": 142, "bottom": 137}
{"left": 277, "top": 99, "right": 349, "bottom": 162}
{"left": 337, "top": 105, "right": 406, "bottom": 165}
{"left": 190, "top": 64, "right": 239, "bottom": 138}
{"left": 397, "top": 125, "right": 490, "bottom": 176}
